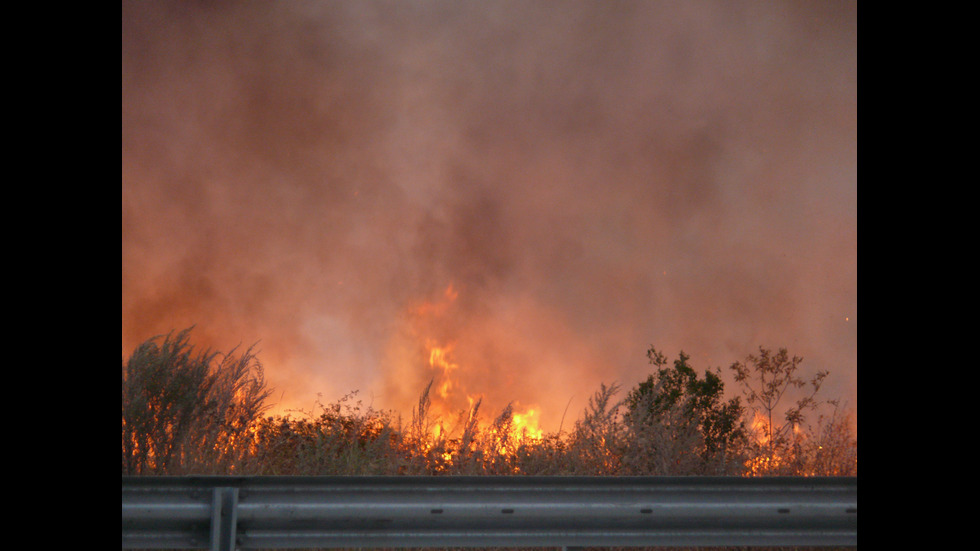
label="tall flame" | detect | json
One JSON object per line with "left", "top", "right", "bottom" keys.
{"left": 428, "top": 342, "right": 458, "bottom": 400}
{"left": 412, "top": 285, "right": 543, "bottom": 449}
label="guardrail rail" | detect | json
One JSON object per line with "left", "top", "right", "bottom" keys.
{"left": 122, "top": 475, "right": 857, "bottom": 549}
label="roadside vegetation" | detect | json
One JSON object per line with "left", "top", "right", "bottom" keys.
{"left": 122, "top": 328, "right": 856, "bottom": 477}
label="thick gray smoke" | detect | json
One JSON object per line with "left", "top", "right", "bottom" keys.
{"left": 122, "top": 1, "right": 857, "bottom": 431}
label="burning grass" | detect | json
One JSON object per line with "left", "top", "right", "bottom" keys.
{"left": 123, "top": 328, "right": 856, "bottom": 477}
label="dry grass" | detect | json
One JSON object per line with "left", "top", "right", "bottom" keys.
{"left": 122, "top": 331, "right": 857, "bottom": 477}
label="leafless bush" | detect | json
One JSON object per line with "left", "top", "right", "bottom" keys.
{"left": 564, "top": 383, "right": 625, "bottom": 475}
{"left": 245, "top": 391, "right": 402, "bottom": 475}
{"left": 730, "top": 346, "right": 852, "bottom": 476}
{"left": 799, "top": 403, "right": 858, "bottom": 476}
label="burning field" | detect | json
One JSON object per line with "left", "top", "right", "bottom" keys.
{"left": 123, "top": 1, "right": 856, "bottom": 451}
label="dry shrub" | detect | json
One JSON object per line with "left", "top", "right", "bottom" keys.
{"left": 123, "top": 332, "right": 855, "bottom": 478}
{"left": 121, "top": 327, "right": 272, "bottom": 475}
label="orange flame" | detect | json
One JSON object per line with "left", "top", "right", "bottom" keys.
{"left": 745, "top": 410, "right": 810, "bottom": 476}
{"left": 414, "top": 285, "right": 543, "bottom": 450}
{"left": 750, "top": 411, "right": 771, "bottom": 446}
{"left": 428, "top": 342, "right": 458, "bottom": 399}
{"left": 512, "top": 408, "right": 543, "bottom": 440}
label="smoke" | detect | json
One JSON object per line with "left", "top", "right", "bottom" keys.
{"left": 122, "top": 1, "right": 857, "bottom": 431}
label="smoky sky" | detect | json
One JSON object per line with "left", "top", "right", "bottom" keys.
{"left": 122, "top": 1, "right": 857, "bottom": 431}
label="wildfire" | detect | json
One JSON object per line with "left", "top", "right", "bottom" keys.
{"left": 422, "top": 338, "right": 543, "bottom": 445}
{"left": 750, "top": 411, "right": 771, "bottom": 446}
{"left": 428, "top": 342, "right": 459, "bottom": 399}
{"left": 745, "top": 410, "right": 810, "bottom": 476}
{"left": 412, "top": 285, "right": 544, "bottom": 457}
{"left": 512, "top": 408, "right": 544, "bottom": 440}
{"left": 745, "top": 411, "right": 777, "bottom": 475}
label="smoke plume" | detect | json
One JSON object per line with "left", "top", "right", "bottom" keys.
{"left": 122, "top": 1, "right": 857, "bottom": 431}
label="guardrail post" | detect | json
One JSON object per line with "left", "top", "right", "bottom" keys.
{"left": 211, "top": 487, "right": 239, "bottom": 551}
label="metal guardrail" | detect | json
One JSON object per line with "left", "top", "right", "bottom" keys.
{"left": 122, "top": 475, "right": 857, "bottom": 549}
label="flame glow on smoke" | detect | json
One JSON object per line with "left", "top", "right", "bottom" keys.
{"left": 122, "top": 1, "right": 857, "bottom": 434}
{"left": 406, "top": 284, "right": 544, "bottom": 445}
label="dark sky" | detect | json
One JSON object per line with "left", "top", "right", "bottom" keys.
{"left": 122, "top": 1, "right": 857, "bottom": 432}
